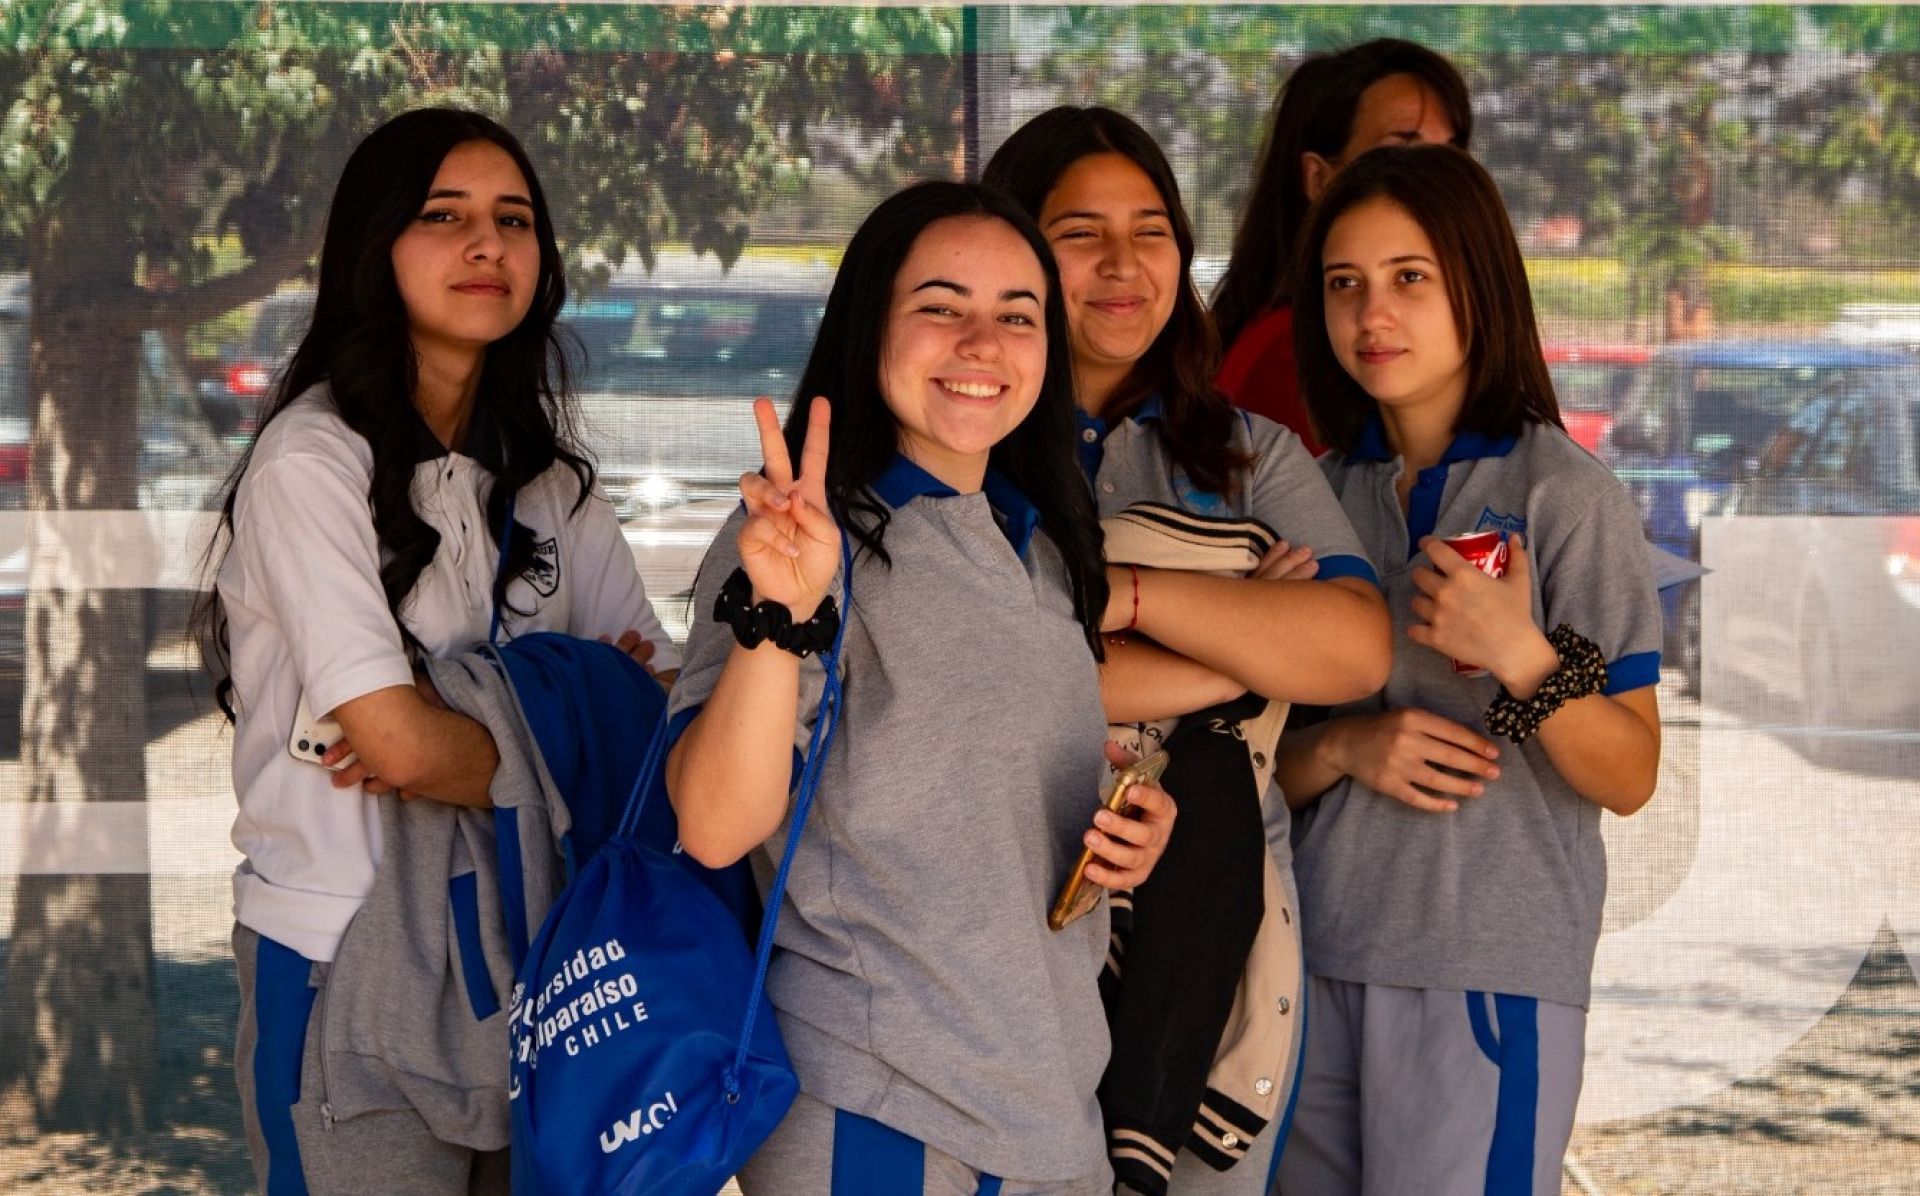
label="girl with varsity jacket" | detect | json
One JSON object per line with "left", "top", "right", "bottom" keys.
{"left": 984, "top": 106, "right": 1391, "bottom": 1195}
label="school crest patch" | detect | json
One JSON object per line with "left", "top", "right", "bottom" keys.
{"left": 1473, "top": 507, "right": 1527, "bottom": 537}
{"left": 527, "top": 535, "right": 561, "bottom": 597}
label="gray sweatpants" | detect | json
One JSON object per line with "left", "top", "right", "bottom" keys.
{"left": 233, "top": 923, "right": 509, "bottom": 1196}
{"left": 1277, "top": 977, "right": 1583, "bottom": 1196}
{"left": 738, "top": 1090, "right": 1113, "bottom": 1196}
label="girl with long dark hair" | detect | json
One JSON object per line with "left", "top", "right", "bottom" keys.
{"left": 666, "top": 180, "right": 1175, "bottom": 1194}
{"left": 1213, "top": 39, "right": 1471, "bottom": 450}
{"left": 206, "top": 107, "right": 675, "bottom": 1192}
{"left": 1275, "top": 145, "right": 1662, "bottom": 1193}
{"left": 984, "top": 106, "right": 1390, "bottom": 1195}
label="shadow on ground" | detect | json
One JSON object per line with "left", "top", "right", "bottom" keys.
{"left": 0, "top": 945, "right": 251, "bottom": 1193}
{"left": 1570, "top": 925, "right": 1920, "bottom": 1193}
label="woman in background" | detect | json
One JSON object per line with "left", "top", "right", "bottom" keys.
{"left": 1213, "top": 38, "right": 1471, "bottom": 451}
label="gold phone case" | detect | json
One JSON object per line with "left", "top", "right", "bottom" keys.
{"left": 1047, "top": 749, "right": 1171, "bottom": 932}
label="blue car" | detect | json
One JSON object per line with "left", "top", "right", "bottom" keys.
{"left": 1604, "top": 341, "right": 1920, "bottom": 682}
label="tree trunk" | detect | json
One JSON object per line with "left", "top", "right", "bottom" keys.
{"left": 0, "top": 182, "right": 157, "bottom": 1134}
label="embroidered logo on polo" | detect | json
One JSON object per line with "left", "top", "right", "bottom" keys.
{"left": 527, "top": 534, "right": 560, "bottom": 596}
{"left": 1473, "top": 507, "right": 1528, "bottom": 537}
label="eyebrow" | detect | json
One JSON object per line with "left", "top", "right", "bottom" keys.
{"left": 425, "top": 188, "right": 534, "bottom": 208}
{"left": 911, "top": 279, "right": 1041, "bottom": 304}
{"left": 1045, "top": 207, "right": 1170, "bottom": 227}
{"left": 1322, "top": 253, "right": 1439, "bottom": 273}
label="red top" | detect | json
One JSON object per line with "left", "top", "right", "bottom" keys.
{"left": 1216, "top": 304, "right": 1323, "bottom": 455}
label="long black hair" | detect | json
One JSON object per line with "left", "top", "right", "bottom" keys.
{"left": 785, "top": 180, "right": 1108, "bottom": 656}
{"left": 1214, "top": 39, "right": 1473, "bottom": 350}
{"left": 201, "top": 106, "right": 592, "bottom": 715}
{"left": 1292, "top": 145, "right": 1562, "bottom": 454}
{"left": 983, "top": 105, "right": 1248, "bottom": 499}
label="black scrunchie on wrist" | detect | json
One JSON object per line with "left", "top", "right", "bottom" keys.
{"left": 713, "top": 567, "right": 839, "bottom": 658}
{"left": 1485, "top": 624, "right": 1609, "bottom": 744}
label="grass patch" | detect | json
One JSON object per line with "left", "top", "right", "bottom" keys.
{"left": 1526, "top": 259, "right": 1920, "bottom": 328}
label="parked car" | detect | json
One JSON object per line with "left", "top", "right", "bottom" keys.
{"left": 1543, "top": 342, "right": 1651, "bottom": 460}
{"left": 1609, "top": 342, "right": 1920, "bottom": 560}
{"left": 1604, "top": 341, "right": 1920, "bottom": 685}
{"left": 206, "top": 286, "right": 314, "bottom": 436}
{"left": 1, "top": 274, "right": 238, "bottom": 511}
{"left": 568, "top": 254, "right": 833, "bottom": 519}
{"left": 1707, "top": 372, "right": 1920, "bottom": 757}
{"left": 0, "top": 275, "right": 34, "bottom": 510}
{"left": 1826, "top": 302, "right": 1920, "bottom": 353}
{"left": 0, "top": 273, "right": 246, "bottom": 717}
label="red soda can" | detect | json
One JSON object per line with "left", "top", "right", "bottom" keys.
{"left": 1440, "top": 530, "right": 1509, "bottom": 676}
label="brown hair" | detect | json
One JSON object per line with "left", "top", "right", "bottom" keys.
{"left": 1213, "top": 39, "right": 1472, "bottom": 350}
{"left": 1290, "top": 144, "right": 1562, "bottom": 455}
{"left": 983, "top": 105, "right": 1248, "bottom": 498}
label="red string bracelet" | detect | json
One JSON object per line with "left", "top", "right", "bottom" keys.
{"left": 1126, "top": 564, "right": 1141, "bottom": 632}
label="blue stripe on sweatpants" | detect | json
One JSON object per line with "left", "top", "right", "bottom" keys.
{"left": 254, "top": 934, "right": 317, "bottom": 1196}
{"left": 831, "top": 1109, "right": 924, "bottom": 1194}
{"left": 829, "top": 1108, "right": 1004, "bottom": 1195}
{"left": 1484, "top": 993, "right": 1541, "bottom": 1196}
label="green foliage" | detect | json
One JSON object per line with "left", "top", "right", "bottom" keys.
{"left": 0, "top": 2, "right": 965, "bottom": 284}
{"left": 1707, "top": 266, "right": 1920, "bottom": 324}
{"left": 1526, "top": 258, "right": 1920, "bottom": 326}
{"left": 1003, "top": 4, "right": 1920, "bottom": 320}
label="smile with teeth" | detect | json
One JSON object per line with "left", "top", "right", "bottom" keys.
{"left": 939, "top": 379, "right": 1005, "bottom": 398}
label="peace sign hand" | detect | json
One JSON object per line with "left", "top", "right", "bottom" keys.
{"left": 738, "top": 396, "right": 840, "bottom": 620}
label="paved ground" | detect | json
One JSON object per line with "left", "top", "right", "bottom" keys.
{"left": 0, "top": 647, "right": 1912, "bottom": 1192}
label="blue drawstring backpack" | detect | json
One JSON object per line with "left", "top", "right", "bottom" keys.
{"left": 508, "top": 540, "right": 852, "bottom": 1196}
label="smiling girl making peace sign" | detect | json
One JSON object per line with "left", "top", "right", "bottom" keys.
{"left": 666, "top": 181, "right": 1175, "bottom": 1195}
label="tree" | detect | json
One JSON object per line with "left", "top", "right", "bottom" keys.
{"left": 0, "top": 0, "right": 961, "bottom": 1133}
{"left": 1003, "top": 5, "right": 1920, "bottom": 323}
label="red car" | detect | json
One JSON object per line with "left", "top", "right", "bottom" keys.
{"left": 1543, "top": 343, "right": 1652, "bottom": 459}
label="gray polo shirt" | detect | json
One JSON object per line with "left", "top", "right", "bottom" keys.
{"left": 1297, "top": 418, "right": 1662, "bottom": 1009}
{"left": 1082, "top": 399, "right": 1381, "bottom": 872}
{"left": 668, "top": 455, "right": 1112, "bottom": 1182}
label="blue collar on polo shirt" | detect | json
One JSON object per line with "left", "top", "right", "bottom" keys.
{"left": 1349, "top": 414, "right": 1518, "bottom": 466}
{"left": 1350, "top": 415, "right": 1520, "bottom": 556}
{"left": 1075, "top": 394, "right": 1166, "bottom": 484}
{"left": 403, "top": 398, "right": 505, "bottom": 473}
{"left": 870, "top": 453, "right": 1040, "bottom": 559}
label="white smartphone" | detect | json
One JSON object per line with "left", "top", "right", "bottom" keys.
{"left": 287, "top": 694, "right": 356, "bottom": 771}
